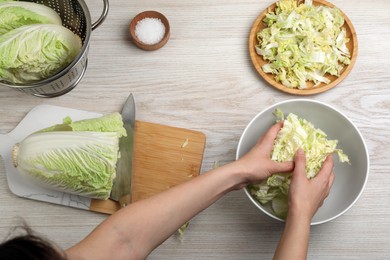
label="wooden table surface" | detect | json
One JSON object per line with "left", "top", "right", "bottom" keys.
{"left": 1, "top": 0, "right": 389, "bottom": 259}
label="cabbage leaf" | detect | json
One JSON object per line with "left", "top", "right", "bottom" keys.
{"left": 0, "top": 24, "right": 82, "bottom": 84}
{"left": 0, "top": 1, "right": 62, "bottom": 35}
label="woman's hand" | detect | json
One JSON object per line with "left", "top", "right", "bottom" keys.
{"left": 288, "top": 149, "right": 335, "bottom": 221}
{"left": 274, "top": 149, "right": 335, "bottom": 260}
{"left": 233, "top": 122, "right": 294, "bottom": 189}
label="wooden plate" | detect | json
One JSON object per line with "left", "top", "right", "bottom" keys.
{"left": 249, "top": 0, "right": 358, "bottom": 95}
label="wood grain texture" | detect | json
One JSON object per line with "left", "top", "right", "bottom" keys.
{"left": 90, "top": 120, "right": 206, "bottom": 214}
{"left": 131, "top": 121, "right": 206, "bottom": 202}
{"left": 1, "top": 0, "right": 390, "bottom": 259}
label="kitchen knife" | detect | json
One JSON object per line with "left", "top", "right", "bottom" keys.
{"left": 110, "top": 93, "right": 136, "bottom": 208}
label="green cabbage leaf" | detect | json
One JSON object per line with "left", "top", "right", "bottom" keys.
{"left": 248, "top": 108, "right": 349, "bottom": 218}
{"left": 0, "top": 24, "right": 82, "bottom": 84}
{"left": 0, "top": 1, "right": 62, "bottom": 35}
{"left": 12, "top": 113, "right": 126, "bottom": 200}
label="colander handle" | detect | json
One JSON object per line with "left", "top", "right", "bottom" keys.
{"left": 92, "top": 0, "right": 109, "bottom": 30}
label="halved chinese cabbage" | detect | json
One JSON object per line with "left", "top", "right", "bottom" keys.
{"left": 0, "top": 24, "right": 81, "bottom": 84}
{"left": 12, "top": 113, "right": 126, "bottom": 200}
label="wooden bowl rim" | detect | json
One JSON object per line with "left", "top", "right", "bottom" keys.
{"left": 249, "top": 0, "right": 358, "bottom": 95}
{"left": 130, "top": 10, "right": 170, "bottom": 51}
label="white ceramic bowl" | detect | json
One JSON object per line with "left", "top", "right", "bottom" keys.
{"left": 236, "top": 99, "right": 369, "bottom": 225}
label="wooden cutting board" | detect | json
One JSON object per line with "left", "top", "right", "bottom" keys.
{"left": 0, "top": 105, "right": 206, "bottom": 214}
{"left": 90, "top": 120, "right": 206, "bottom": 214}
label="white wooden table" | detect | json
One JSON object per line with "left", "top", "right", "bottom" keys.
{"left": 1, "top": 0, "right": 389, "bottom": 259}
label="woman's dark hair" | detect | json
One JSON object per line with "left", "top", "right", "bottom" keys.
{"left": 0, "top": 223, "right": 67, "bottom": 260}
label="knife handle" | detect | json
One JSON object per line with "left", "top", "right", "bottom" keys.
{"left": 119, "top": 194, "right": 132, "bottom": 208}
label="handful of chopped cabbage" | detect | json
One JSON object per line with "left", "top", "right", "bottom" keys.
{"left": 248, "top": 108, "right": 349, "bottom": 218}
{"left": 255, "top": 0, "right": 351, "bottom": 89}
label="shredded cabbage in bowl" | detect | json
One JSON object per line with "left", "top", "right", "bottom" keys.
{"left": 255, "top": 0, "right": 351, "bottom": 89}
{"left": 248, "top": 108, "right": 350, "bottom": 218}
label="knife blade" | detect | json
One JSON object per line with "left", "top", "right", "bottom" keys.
{"left": 110, "top": 93, "right": 136, "bottom": 208}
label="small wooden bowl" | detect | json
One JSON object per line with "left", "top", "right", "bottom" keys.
{"left": 130, "top": 11, "right": 170, "bottom": 51}
{"left": 249, "top": 0, "right": 358, "bottom": 95}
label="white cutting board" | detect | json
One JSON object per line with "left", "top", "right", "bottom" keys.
{"left": 1, "top": 105, "right": 207, "bottom": 214}
{"left": 0, "top": 105, "right": 104, "bottom": 211}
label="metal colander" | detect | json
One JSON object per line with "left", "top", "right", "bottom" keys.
{"left": 0, "top": 0, "right": 109, "bottom": 97}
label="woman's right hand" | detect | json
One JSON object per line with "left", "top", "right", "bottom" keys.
{"left": 274, "top": 149, "right": 334, "bottom": 260}
{"left": 288, "top": 149, "right": 335, "bottom": 221}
